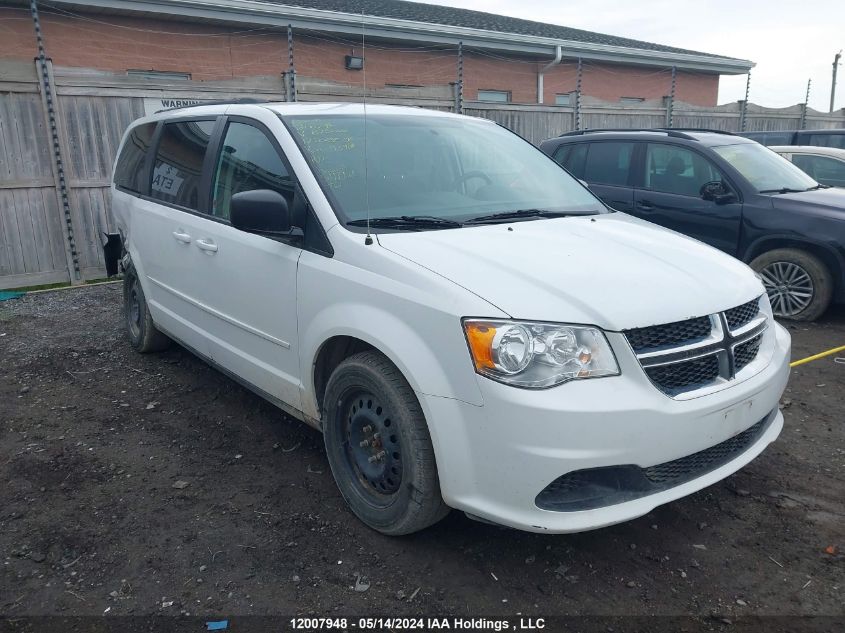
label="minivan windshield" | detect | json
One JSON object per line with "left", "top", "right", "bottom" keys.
{"left": 286, "top": 114, "right": 605, "bottom": 226}
{"left": 713, "top": 142, "right": 818, "bottom": 193}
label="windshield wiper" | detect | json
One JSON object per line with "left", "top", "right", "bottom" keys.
{"left": 805, "top": 183, "right": 830, "bottom": 191}
{"left": 464, "top": 209, "right": 586, "bottom": 224}
{"left": 346, "top": 215, "right": 463, "bottom": 230}
{"left": 758, "top": 187, "right": 806, "bottom": 194}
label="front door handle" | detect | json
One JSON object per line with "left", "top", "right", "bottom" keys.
{"left": 195, "top": 238, "right": 218, "bottom": 253}
{"left": 172, "top": 230, "right": 192, "bottom": 243}
{"left": 637, "top": 200, "right": 655, "bottom": 211}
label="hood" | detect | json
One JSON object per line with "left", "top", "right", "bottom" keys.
{"left": 377, "top": 213, "right": 763, "bottom": 331}
{"left": 770, "top": 187, "right": 845, "bottom": 215}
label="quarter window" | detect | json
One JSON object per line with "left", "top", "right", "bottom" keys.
{"left": 644, "top": 144, "right": 723, "bottom": 197}
{"left": 211, "top": 122, "right": 294, "bottom": 220}
{"left": 150, "top": 120, "right": 215, "bottom": 210}
{"left": 582, "top": 142, "right": 634, "bottom": 186}
{"left": 114, "top": 122, "right": 157, "bottom": 194}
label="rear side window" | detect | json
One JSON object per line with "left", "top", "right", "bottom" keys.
{"left": 553, "top": 143, "right": 588, "bottom": 178}
{"left": 804, "top": 133, "right": 845, "bottom": 149}
{"left": 582, "top": 142, "right": 634, "bottom": 186}
{"left": 150, "top": 120, "right": 215, "bottom": 210}
{"left": 114, "top": 122, "right": 157, "bottom": 194}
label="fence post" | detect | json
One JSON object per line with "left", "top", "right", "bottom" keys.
{"left": 287, "top": 24, "right": 297, "bottom": 102}
{"left": 456, "top": 41, "right": 464, "bottom": 114}
{"left": 665, "top": 65, "right": 676, "bottom": 128}
{"left": 31, "top": 0, "right": 81, "bottom": 284}
{"left": 800, "top": 78, "right": 811, "bottom": 129}
{"left": 740, "top": 72, "right": 751, "bottom": 132}
{"left": 574, "top": 57, "right": 583, "bottom": 130}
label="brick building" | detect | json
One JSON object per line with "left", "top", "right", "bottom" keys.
{"left": 0, "top": 0, "right": 752, "bottom": 107}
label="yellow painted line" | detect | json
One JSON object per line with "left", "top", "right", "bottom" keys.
{"left": 790, "top": 345, "right": 845, "bottom": 368}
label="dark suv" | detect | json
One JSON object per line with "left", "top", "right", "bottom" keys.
{"left": 739, "top": 129, "right": 845, "bottom": 148}
{"left": 540, "top": 129, "right": 845, "bottom": 320}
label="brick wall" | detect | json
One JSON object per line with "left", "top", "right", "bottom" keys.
{"left": 0, "top": 7, "right": 719, "bottom": 106}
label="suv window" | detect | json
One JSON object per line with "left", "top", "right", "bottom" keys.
{"left": 644, "top": 144, "right": 722, "bottom": 197}
{"left": 150, "top": 120, "right": 215, "bottom": 210}
{"left": 792, "top": 154, "right": 845, "bottom": 186}
{"left": 114, "top": 122, "right": 157, "bottom": 194}
{"left": 554, "top": 143, "right": 588, "bottom": 178}
{"left": 212, "top": 122, "right": 294, "bottom": 220}
{"left": 582, "top": 142, "right": 633, "bottom": 186}
{"left": 804, "top": 133, "right": 845, "bottom": 149}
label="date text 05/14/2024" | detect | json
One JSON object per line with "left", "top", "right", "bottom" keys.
{"left": 289, "top": 617, "right": 547, "bottom": 630}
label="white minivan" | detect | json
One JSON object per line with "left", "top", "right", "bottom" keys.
{"left": 108, "top": 102, "right": 791, "bottom": 535}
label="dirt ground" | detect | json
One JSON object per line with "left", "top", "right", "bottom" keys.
{"left": 1, "top": 284, "right": 843, "bottom": 628}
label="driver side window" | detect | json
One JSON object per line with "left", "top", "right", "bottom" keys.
{"left": 645, "top": 144, "right": 724, "bottom": 198}
{"left": 211, "top": 121, "right": 295, "bottom": 220}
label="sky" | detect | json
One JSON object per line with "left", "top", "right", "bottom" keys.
{"left": 414, "top": 0, "right": 845, "bottom": 111}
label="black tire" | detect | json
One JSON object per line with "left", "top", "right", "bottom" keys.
{"left": 322, "top": 351, "right": 449, "bottom": 535}
{"left": 123, "top": 263, "right": 171, "bottom": 353}
{"left": 750, "top": 248, "right": 833, "bottom": 322}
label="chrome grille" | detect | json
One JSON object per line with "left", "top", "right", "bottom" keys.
{"left": 725, "top": 299, "right": 760, "bottom": 330}
{"left": 625, "top": 316, "right": 712, "bottom": 353}
{"left": 734, "top": 333, "right": 763, "bottom": 372}
{"left": 624, "top": 297, "right": 767, "bottom": 398}
{"left": 645, "top": 354, "right": 720, "bottom": 394}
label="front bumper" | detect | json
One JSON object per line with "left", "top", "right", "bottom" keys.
{"left": 420, "top": 322, "right": 790, "bottom": 533}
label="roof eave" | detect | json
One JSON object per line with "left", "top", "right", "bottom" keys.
{"left": 52, "top": 0, "right": 755, "bottom": 74}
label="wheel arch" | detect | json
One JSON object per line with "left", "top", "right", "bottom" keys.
{"left": 301, "top": 305, "right": 484, "bottom": 422}
{"left": 743, "top": 236, "right": 844, "bottom": 300}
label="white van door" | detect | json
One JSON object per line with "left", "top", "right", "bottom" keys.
{"left": 182, "top": 118, "right": 303, "bottom": 409}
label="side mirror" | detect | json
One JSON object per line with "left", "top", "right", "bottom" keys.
{"left": 700, "top": 181, "right": 736, "bottom": 205}
{"left": 230, "top": 189, "right": 291, "bottom": 235}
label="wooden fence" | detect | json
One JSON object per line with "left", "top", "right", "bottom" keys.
{"left": 1, "top": 60, "right": 844, "bottom": 289}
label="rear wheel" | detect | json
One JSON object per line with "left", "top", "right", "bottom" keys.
{"left": 123, "top": 263, "right": 171, "bottom": 353}
{"left": 322, "top": 351, "right": 449, "bottom": 535}
{"left": 750, "top": 248, "right": 833, "bottom": 321}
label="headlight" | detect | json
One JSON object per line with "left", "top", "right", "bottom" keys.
{"left": 463, "top": 319, "right": 620, "bottom": 388}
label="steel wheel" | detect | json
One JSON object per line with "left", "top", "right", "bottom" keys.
{"left": 342, "top": 391, "right": 403, "bottom": 499}
{"left": 760, "top": 261, "right": 814, "bottom": 317}
{"left": 126, "top": 276, "right": 143, "bottom": 340}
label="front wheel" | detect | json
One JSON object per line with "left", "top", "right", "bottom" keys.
{"left": 322, "top": 351, "right": 449, "bottom": 535}
{"left": 750, "top": 248, "right": 833, "bottom": 321}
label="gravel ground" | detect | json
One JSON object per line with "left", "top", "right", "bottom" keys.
{"left": 0, "top": 284, "right": 843, "bottom": 629}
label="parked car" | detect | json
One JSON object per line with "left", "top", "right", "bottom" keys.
{"left": 108, "top": 104, "right": 790, "bottom": 535}
{"left": 540, "top": 129, "right": 845, "bottom": 321}
{"left": 770, "top": 145, "right": 845, "bottom": 188}
{"left": 740, "top": 128, "right": 845, "bottom": 148}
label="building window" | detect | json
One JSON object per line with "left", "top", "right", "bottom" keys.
{"left": 555, "top": 93, "right": 573, "bottom": 106}
{"left": 128, "top": 69, "right": 191, "bottom": 81}
{"left": 477, "top": 90, "right": 510, "bottom": 103}
{"left": 620, "top": 96, "right": 645, "bottom": 104}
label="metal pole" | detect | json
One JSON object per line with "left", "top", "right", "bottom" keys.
{"left": 831, "top": 50, "right": 842, "bottom": 113}
{"left": 456, "top": 41, "right": 463, "bottom": 114}
{"left": 287, "top": 24, "right": 296, "bottom": 102}
{"left": 30, "top": 0, "right": 81, "bottom": 284}
{"left": 666, "top": 65, "right": 677, "bottom": 129}
{"left": 575, "top": 57, "right": 583, "bottom": 131}
{"left": 800, "top": 78, "right": 811, "bottom": 129}
{"left": 740, "top": 71, "right": 751, "bottom": 132}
